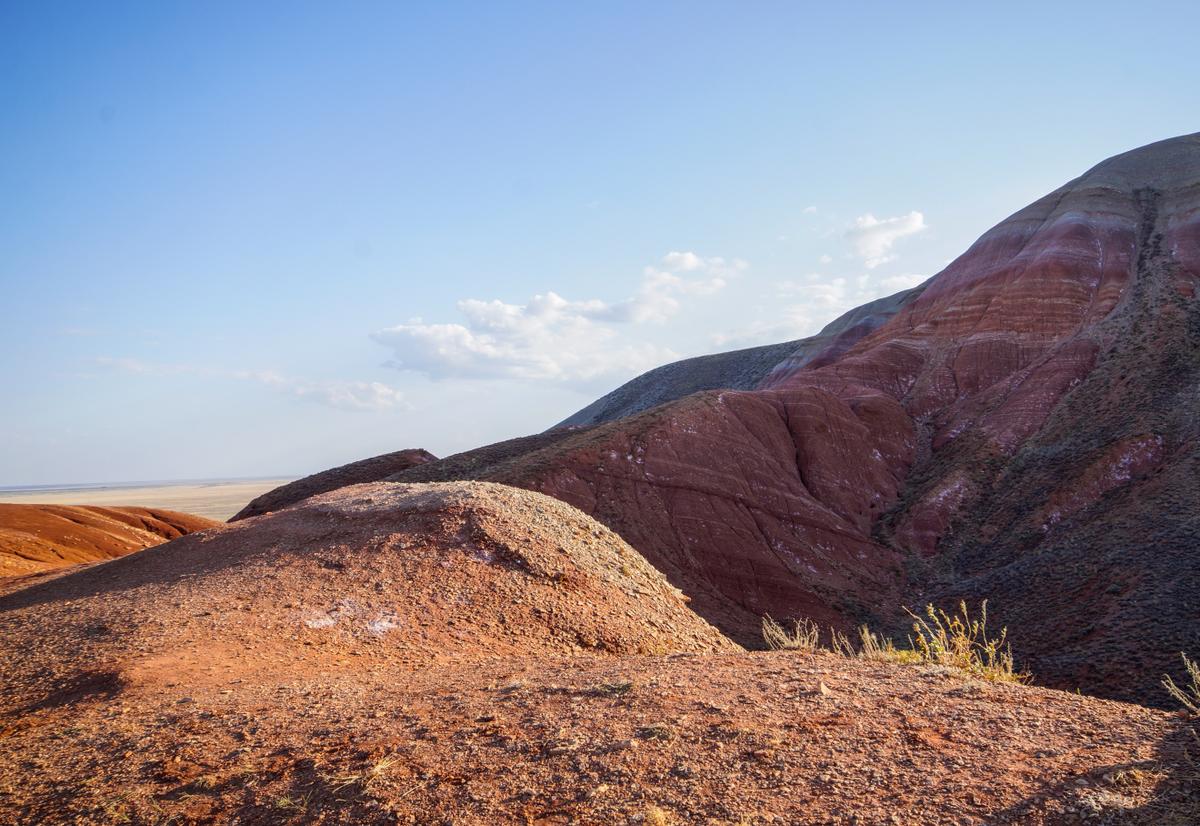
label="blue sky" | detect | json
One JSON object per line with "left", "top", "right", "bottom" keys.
{"left": 2, "top": 1, "right": 1198, "bottom": 486}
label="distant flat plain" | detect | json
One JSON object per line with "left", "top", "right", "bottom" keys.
{"left": 0, "top": 478, "right": 294, "bottom": 521}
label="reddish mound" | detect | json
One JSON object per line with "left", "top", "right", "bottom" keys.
{"left": 230, "top": 448, "right": 436, "bottom": 521}
{"left": 0, "top": 482, "right": 735, "bottom": 701}
{"left": 0, "top": 504, "right": 220, "bottom": 578}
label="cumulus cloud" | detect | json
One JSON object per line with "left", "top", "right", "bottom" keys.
{"left": 373, "top": 252, "right": 742, "bottom": 383}
{"left": 846, "top": 211, "right": 926, "bottom": 268}
{"left": 94, "top": 358, "right": 405, "bottom": 412}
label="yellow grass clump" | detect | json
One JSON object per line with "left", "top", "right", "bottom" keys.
{"left": 906, "top": 600, "right": 1028, "bottom": 684}
{"left": 762, "top": 600, "right": 1028, "bottom": 684}
{"left": 761, "top": 616, "right": 820, "bottom": 651}
{"left": 1162, "top": 653, "right": 1199, "bottom": 714}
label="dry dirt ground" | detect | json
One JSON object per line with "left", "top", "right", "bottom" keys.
{"left": 0, "top": 482, "right": 1196, "bottom": 824}
{"left": 0, "top": 653, "right": 1195, "bottom": 825}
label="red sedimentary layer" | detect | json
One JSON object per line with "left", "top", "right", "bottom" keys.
{"left": 0, "top": 504, "right": 221, "bottom": 578}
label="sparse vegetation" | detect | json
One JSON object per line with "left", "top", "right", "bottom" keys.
{"left": 636, "top": 723, "right": 673, "bottom": 741}
{"left": 365, "top": 754, "right": 399, "bottom": 792}
{"left": 591, "top": 680, "right": 634, "bottom": 696}
{"left": 906, "top": 601, "right": 1027, "bottom": 684}
{"left": 644, "top": 803, "right": 672, "bottom": 825}
{"left": 762, "top": 600, "right": 1027, "bottom": 684}
{"left": 1162, "top": 653, "right": 1200, "bottom": 714}
{"left": 761, "top": 616, "right": 820, "bottom": 651}
{"left": 847, "top": 624, "right": 923, "bottom": 665}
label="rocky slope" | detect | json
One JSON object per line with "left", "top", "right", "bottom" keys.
{"left": 230, "top": 448, "right": 436, "bottom": 520}
{"left": 379, "top": 133, "right": 1200, "bottom": 706}
{"left": 0, "top": 640, "right": 1194, "bottom": 824}
{"left": 0, "top": 504, "right": 220, "bottom": 578}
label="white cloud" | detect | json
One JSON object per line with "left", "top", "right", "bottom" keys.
{"left": 802, "top": 205, "right": 818, "bottom": 214}
{"left": 845, "top": 211, "right": 926, "bottom": 268}
{"left": 373, "top": 252, "right": 742, "bottom": 383}
{"left": 776, "top": 275, "right": 866, "bottom": 310}
{"left": 660, "top": 250, "right": 705, "bottom": 271}
{"left": 819, "top": 254, "right": 833, "bottom": 264}
{"left": 711, "top": 306, "right": 815, "bottom": 347}
{"left": 93, "top": 356, "right": 200, "bottom": 376}
{"left": 714, "top": 268, "right": 929, "bottom": 349}
{"left": 94, "top": 358, "right": 405, "bottom": 412}
{"left": 878, "top": 273, "right": 928, "bottom": 292}
{"left": 233, "top": 371, "right": 407, "bottom": 411}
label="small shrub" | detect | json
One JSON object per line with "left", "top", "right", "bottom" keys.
{"left": 906, "top": 600, "right": 1027, "bottom": 683}
{"left": 761, "top": 616, "right": 820, "bottom": 651}
{"left": 1162, "top": 653, "right": 1200, "bottom": 714}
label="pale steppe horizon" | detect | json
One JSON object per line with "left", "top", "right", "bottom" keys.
{"left": 0, "top": 478, "right": 295, "bottom": 521}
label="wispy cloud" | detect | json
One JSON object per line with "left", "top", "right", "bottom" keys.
{"left": 712, "top": 269, "right": 927, "bottom": 348}
{"left": 372, "top": 252, "right": 744, "bottom": 383}
{"left": 94, "top": 358, "right": 405, "bottom": 411}
{"left": 878, "top": 272, "right": 928, "bottom": 292}
{"left": 845, "top": 210, "right": 926, "bottom": 268}
{"left": 231, "top": 371, "right": 408, "bottom": 411}
{"left": 711, "top": 306, "right": 814, "bottom": 348}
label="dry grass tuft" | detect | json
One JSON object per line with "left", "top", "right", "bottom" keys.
{"left": 761, "top": 616, "right": 820, "bottom": 651}
{"left": 826, "top": 624, "right": 919, "bottom": 664}
{"left": 644, "top": 803, "right": 672, "bottom": 825}
{"left": 906, "top": 600, "right": 1027, "bottom": 683}
{"left": 1163, "top": 653, "right": 1200, "bottom": 714}
{"left": 591, "top": 680, "right": 634, "bottom": 697}
{"left": 853, "top": 624, "right": 923, "bottom": 665}
{"left": 636, "top": 723, "right": 673, "bottom": 741}
{"left": 764, "top": 600, "right": 1028, "bottom": 684}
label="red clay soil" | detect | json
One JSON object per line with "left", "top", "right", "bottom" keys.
{"left": 0, "top": 649, "right": 1195, "bottom": 824}
{"left": 0, "top": 504, "right": 221, "bottom": 578}
{"left": 1, "top": 481, "right": 1196, "bottom": 824}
